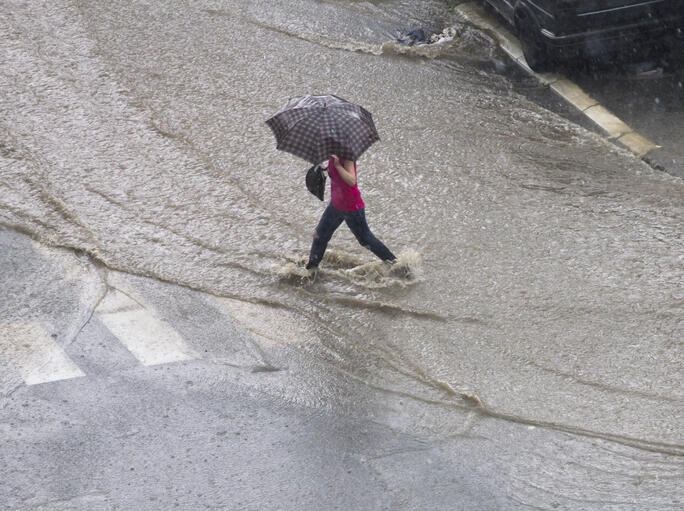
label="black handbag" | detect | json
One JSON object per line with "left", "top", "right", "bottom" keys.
{"left": 305, "top": 164, "right": 327, "bottom": 201}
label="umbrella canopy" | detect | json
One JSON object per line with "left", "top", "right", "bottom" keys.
{"left": 265, "top": 95, "right": 380, "bottom": 164}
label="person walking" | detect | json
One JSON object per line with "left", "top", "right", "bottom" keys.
{"left": 306, "top": 154, "right": 396, "bottom": 270}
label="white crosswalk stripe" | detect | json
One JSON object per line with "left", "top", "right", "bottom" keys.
{"left": 0, "top": 322, "right": 85, "bottom": 385}
{"left": 96, "top": 289, "right": 196, "bottom": 366}
{"left": 2, "top": 276, "right": 289, "bottom": 386}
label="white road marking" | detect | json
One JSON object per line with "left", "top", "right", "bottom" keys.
{"left": 0, "top": 323, "right": 85, "bottom": 385}
{"left": 96, "top": 289, "right": 196, "bottom": 366}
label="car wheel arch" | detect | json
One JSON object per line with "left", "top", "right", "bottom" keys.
{"left": 513, "top": 2, "right": 556, "bottom": 71}
{"left": 513, "top": 2, "right": 540, "bottom": 32}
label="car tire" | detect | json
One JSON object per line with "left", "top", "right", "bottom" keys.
{"left": 515, "top": 10, "right": 554, "bottom": 72}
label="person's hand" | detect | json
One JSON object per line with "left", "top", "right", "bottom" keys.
{"left": 330, "top": 154, "right": 339, "bottom": 163}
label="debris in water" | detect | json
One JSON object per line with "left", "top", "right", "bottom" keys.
{"left": 395, "top": 28, "right": 432, "bottom": 46}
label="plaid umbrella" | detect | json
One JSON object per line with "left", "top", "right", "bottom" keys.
{"left": 265, "top": 95, "right": 380, "bottom": 164}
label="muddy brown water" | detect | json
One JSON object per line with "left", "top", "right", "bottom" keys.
{"left": 1, "top": 0, "right": 683, "bottom": 506}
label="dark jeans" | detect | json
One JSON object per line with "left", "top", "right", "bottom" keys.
{"left": 307, "top": 205, "right": 396, "bottom": 269}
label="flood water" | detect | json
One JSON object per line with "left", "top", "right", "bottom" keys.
{"left": 1, "top": 0, "right": 683, "bottom": 507}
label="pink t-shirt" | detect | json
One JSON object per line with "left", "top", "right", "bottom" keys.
{"left": 328, "top": 157, "right": 365, "bottom": 212}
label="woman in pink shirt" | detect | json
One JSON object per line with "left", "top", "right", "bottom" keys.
{"left": 306, "top": 154, "right": 396, "bottom": 270}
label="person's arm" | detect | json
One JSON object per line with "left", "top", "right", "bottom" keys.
{"left": 331, "top": 155, "right": 356, "bottom": 186}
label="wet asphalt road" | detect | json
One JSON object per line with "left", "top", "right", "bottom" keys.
{"left": 0, "top": 227, "right": 536, "bottom": 510}
{"left": 3, "top": 226, "right": 682, "bottom": 510}
{"left": 0, "top": 226, "right": 508, "bottom": 511}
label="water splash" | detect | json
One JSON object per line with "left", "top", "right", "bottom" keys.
{"left": 275, "top": 248, "right": 423, "bottom": 289}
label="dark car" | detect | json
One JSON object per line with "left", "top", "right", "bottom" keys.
{"left": 482, "top": 0, "right": 684, "bottom": 71}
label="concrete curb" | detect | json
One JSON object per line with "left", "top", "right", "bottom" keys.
{"left": 454, "top": 2, "right": 660, "bottom": 159}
